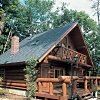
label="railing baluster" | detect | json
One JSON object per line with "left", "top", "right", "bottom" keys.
{"left": 91, "top": 79, "right": 93, "bottom": 90}
{"left": 62, "top": 82, "right": 67, "bottom": 96}
{"left": 84, "top": 78, "right": 88, "bottom": 92}
{"left": 49, "top": 82, "right": 53, "bottom": 95}
{"left": 95, "top": 79, "right": 98, "bottom": 87}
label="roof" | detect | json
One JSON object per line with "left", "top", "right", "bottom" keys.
{"left": 0, "top": 22, "right": 77, "bottom": 64}
{"left": 0, "top": 22, "right": 94, "bottom": 67}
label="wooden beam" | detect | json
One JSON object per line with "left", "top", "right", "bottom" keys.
{"left": 3, "top": 80, "right": 26, "bottom": 83}
{"left": 59, "top": 76, "right": 78, "bottom": 81}
{"left": 48, "top": 55, "right": 61, "bottom": 61}
{"left": 37, "top": 78, "right": 61, "bottom": 83}
{"left": 1, "top": 82, "right": 26, "bottom": 87}
{"left": 62, "top": 82, "right": 67, "bottom": 96}
{"left": 37, "top": 77, "right": 72, "bottom": 83}
{"left": 49, "top": 82, "right": 53, "bottom": 95}
{"left": 38, "top": 82, "right": 42, "bottom": 93}
{"left": 3, "top": 86, "right": 26, "bottom": 90}
{"left": 84, "top": 78, "right": 88, "bottom": 92}
{"left": 95, "top": 79, "right": 98, "bottom": 86}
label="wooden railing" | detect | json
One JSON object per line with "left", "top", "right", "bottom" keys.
{"left": 82, "top": 76, "right": 100, "bottom": 92}
{"left": 48, "top": 48, "right": 87, "bottom": 65}
{"left": 36, "top": 76, "right": 100, "bottom": 100}
{"left": 36, "top": 76, "right": 78, "bottom": 100}
{"left": 65, "top": 48, "right": 87, "bottom": 64}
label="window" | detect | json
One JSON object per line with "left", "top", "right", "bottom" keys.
{"left": 49, "top": 65, "right": 65, "bottom": 78}
{"left": 55, "top": 69, "right": 64, "bottom": 78}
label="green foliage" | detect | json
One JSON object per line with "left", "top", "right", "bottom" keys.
{"left": 24, "top": 58, "right": 38, "bottom": 98}
{"left": 85, "top": 28, "right": 100, "bottom": 68}
{"left": 0, "top": 0, "right": 54, "bottom": 53}
{"left": 24, "top": 0, "right": 54, "bottom": 34}
{"left": 52, "top": 7, "right": 97, "bottom": 33}
{"left": 0, "top": 35, "right": 7, "bottom": 54}
{"left": 91, "top": 0, "right": 100, "bottom": 25}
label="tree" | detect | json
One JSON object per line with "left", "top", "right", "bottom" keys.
{"left": 0, "top": 0, "right": 54, "bottom": 54}
{"left": 0, "top": 0, "right": 24, "bottom": 54}
{"left": 52, "top": 7, "right": 97, "bottom": 34}
{"left": 24, "top": 0, "right": 54, "bottom": 34}
{"left": 91, "top": 0, "right": 100, "bottom": 25}
{"left": 89, "top": 0, "right": 100, "bottom": 68}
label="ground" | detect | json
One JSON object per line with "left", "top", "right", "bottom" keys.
{"left": 0, "top": 93, "right": 27, "bottom": 100}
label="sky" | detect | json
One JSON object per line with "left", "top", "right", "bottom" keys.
{"left": 54, "top": 0, "right": 97, "bottom": 21}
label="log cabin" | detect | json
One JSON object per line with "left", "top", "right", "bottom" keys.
{"left": 0, "top": 22, "right": 99, "bottom": 100}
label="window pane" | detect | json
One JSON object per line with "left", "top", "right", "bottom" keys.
{"left": 55, "top": 70, "right": 58, "bottom": 78}
{"left": 55, "top": 69, "right": 64, "bottom": 78}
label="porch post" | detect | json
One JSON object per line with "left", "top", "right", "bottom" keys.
{"left": 49, "top": 82, "right": 53, "bottom": 95}
{"left": 62, "top": 82, "right": 67, "bottom": 96}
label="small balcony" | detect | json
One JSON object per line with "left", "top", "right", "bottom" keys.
{"left": 66, "top": 48, "right": 87, "bottom": 64}
{"left": 49, "top": 48, "right": 87, "bottom": 65}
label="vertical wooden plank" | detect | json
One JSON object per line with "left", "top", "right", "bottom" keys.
{"left": 84, "top": 79, "right": 88, "bottom": 92}
{"left": 62, "top": 82, "right": 67, "bottom": 96}
{"left": 38, "top": 82, "right": 42, "bottom": 93}
{"left": 49, "top": 82, "right": 53, "bottom": 95}
{"left": 95, "top": 79, "right": 98, "bottom": 86}
{"left": 73, "top": 80, "right": 77, "bottom": 94}
{"left": 91, "top": 79, "right": 94, "bottom": 90}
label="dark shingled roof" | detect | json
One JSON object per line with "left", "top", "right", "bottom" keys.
{"left": 0, "top": 22, "right": 77, "bottom": 64}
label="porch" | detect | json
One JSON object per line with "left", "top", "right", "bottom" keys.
{"left": 35, "top": 76, "right": 100, "bottom": 100}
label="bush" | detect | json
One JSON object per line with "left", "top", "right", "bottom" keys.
{"left": 24, "top": 58, "right": 38, "bottom": 98}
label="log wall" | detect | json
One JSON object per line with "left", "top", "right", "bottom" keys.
{"left": 0, "top": 64, "right": 26, "bottom": 90}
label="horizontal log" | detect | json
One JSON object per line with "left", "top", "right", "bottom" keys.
{"left": 59, "top": 76, "right": 78, "bottom": 81}
{"left": 96, "top": 77, "right": 100, "bottom": 79}
{"left": 1, "top": 82, "right": 26, "bottom": 87}
{"left": 4, "top": 86, "right": 26, "bottom": 90}
{"left": 3, "top": 80, "right": 26, "bottom": 83}
{"left": 37, "top": 78, "right": 71, "bottom": 83}
{"left": 5, "top": 76, "right": 25, "bottom": 80}
{"left": 5, "top": 73, "right": 24, "bottom": 76}
{"left": 37, "top": 78, "right": 61, "bottom": 82}
{"left": 48, "top": 55, "right": 61, "bottom": 61}
{"left": 6, "top": 70, "right": 24, "bottom": 73}
{"left": 84, "top": 76, "right": 98, "bottom": 80}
